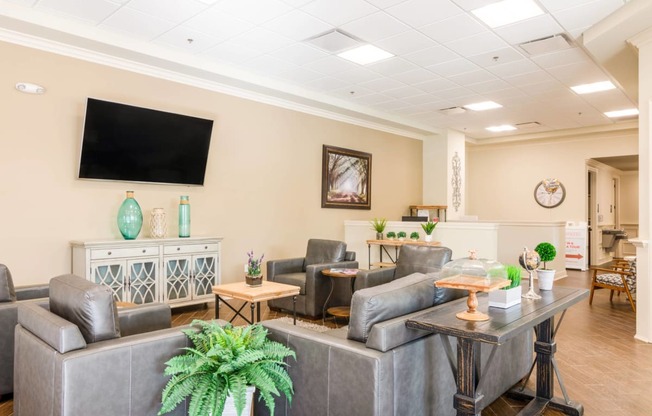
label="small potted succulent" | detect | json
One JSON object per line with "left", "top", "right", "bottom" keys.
{"left": 397, "top": 231, "right": 407, "bottom": 241}
{"left": 421, "top": 218, "right": 439, "bottom": 242}
{"left": 410, "top": 231, "right": 419, "bottom": 241}
{"left": 386, "top": 231, "right": 397, "bottom": 240}
{"left": 489, "top": 264, "right": 522, "bottom": 308}
{"left": 370, "top": 218, "right": 388, "bottom": 240}
{"left": 534, "top": 242, "right": 556, "bottom": 290}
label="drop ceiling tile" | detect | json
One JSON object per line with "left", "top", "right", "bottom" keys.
{"left": 467, "top": 47, "right": 524, "bottom": 68}
{"left": 367, "top": 58, "right": 419, "bottom": 77}
{"left": 487, "top": 59, "right": 539, "bottom": 78}
{"left": 552, "top": 0, "right": 624, "bottom": 32}
{"left": 403, "top": 46, "right": 460, "bottom": 67}
{"left": 269, "top": 43, "right": 330, "bottom": 65}
{"left": 6, "top": 0, "right": 38, "bottom": 6}
{"left": 578, "top": 89, "right": 635, "bottom": 111}
{"left": 538, "top": 0, "right": 600, "bottom": 13}
{"left": 503, "top": 70, "right": 555, "bottom": 87}
{"left": 546, "top": 61, "right": 608, "bottom": 85}
{"left": 372, "top": 100, "right": 413, "bottom": 112}
{"left": 385, "top": 0, "right": 462, "bottom": 28}
{"left": 215, "top": 0, "right": 293, "bottom": 25}
{"left": 274, "top": 66, "right": 326, "bottom": 83}
{"left": 183, "top": 8, "right": 254, "bottom": 41}
{"left": 118, "top": 0, "right": 205, "bottom": 24}
{"left": 403, "top": 94, "right": 441, "bottom": 105}
{"left": 358, "top": 76, "right": 406, "bottom": 92}
{"left": 435, "top": 86, "right": 476, "bottom": 100}
{"left": 263, "top": 9, "right": 334, "bottom": 41}
{"left": 392, "top": 68, "right": 439, "bottom": 85}
{"left": 241, "top": 55, "right": 300, "bottom": 76}
{"left": 303, "top": 55, "right": 361, "bottom": 75}
{"left": 281, "top": 0, "right": 313, "bottom": 6}
{"left": 445, "top": 31, "right": 507, "bottom": 57}
{"left": 448, "top": 69, "right": 497, "bottom": 86}
{"left": 36, "top": 0, "right": 121, "bottom": 24}
{"left": 427, "top": 58, "right": 479, "bottom": 77}
{"left": 419, "top": 13, "right": 485, "bottom": 44}
{"left": 485, "top": 87, "right": 528, "bottom": 101}
{"left": 467, "top": 78, "right": 511, "bottom": 93}
{"left": 530, "top": 47, "right": 590, "bottom": 69}
{"left": 302, "top": 76, "right": 350, "bottom": 90}
{"left": 364, "top": 0, "right": 410, "bottom": 9}
{"left": 375, "top": 31, "right": 437, "bottom": 55}
{"left": 340, "top": 11, "right": 411, "bottom": 43}
{"left": 228, "top": 28, "right": 295, "bottom": 54}
{"left": 330, "top": 85, "right": 376, "bottom": 98}
{"left": 494, "top": 14, "right": 565, "bottom": 46}
{"left": 382, "top": 85, "right": 425, "bottom": 99}
{"left": 153, "top": 26, "right": 221, "bottom": 53}
{"left": 301, "top": 0, "right": 378, "bottom": 26}
{"left": 334, "top": 67, "right": 383, "bottom": 84}
{"left": 451, "top": 0, "right": 501, "bottom": 11}
{"left": 522, "top": 79, "right": 568, "bottom": 95}
{"left": 202, "top": 41, "right": 263, "bottom": 64}
{"left": 102, "top": 7, "right": 176, "bottom": 40}
{"left": 349, "top": 93, "right": 395, "bottom": 105}
{"left": 414, "top": 77, "right": 459, "bottom": 93}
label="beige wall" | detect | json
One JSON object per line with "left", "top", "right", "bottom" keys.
{"left": 620, "top": 171, "right": 639, "bottom": 225}
{"left": 466, "top": 131, "right": 638, "bottom": 222}
{"left": 1, "top": 41, "right": 423, "bottom": 285}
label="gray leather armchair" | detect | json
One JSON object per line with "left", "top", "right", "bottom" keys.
{"left": 12, "top": 274, "right": 196, "bottom": 416}
{"left": 267, "top": 239, "right": 358, "bottom": 318}
{"left": 355, "top": 244, "right": 452, "bottom": 291}
{"left": 0, "top": 264, "right": 49, "bottom": 397}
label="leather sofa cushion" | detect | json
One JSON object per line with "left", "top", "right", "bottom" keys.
{"left": 304, "top": 239, "right": 346, "bottom": 271}
{"left": 348, "top": 272, "right": 435, "bottom": 342}
{"left": 273, "top": 272, "right": 306, "bottom": 295}
{"left": 0, "top": 264, "right": 16, "bottom": 302}
{"left": 394, "top": 245, "right": 452, "bottom": 279}
{"left": 49, "top": 274, "right": 120, "bottom": 343}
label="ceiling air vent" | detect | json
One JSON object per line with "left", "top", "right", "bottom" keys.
{"left": 515, "top": 121, "right": 541, "bottom": 129}
{"left": 439, "top": 106, "right": 467, "bottom": 115}
{"left": 306, "top": 29, "right": 362, "bottom": 53}
{"left": 519, "top": 34, "right": 573, "bottom": 56}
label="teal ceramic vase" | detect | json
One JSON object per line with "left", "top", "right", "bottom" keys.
{"left": 178, "top": 195, "right": 190, "bottom": 238}
{"left": 117, "top": 191, "right": 143, "bottom": 240}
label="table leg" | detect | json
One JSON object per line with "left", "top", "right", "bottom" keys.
{"left": 215, "top": 294, "right": 219, "bottom": 320}
{"left": 293, "top": 295, "right": 297, "bottom": 325}
{"left": 454, "top": 338, "right": 482, "bottom": 416}
{"left": 250, "top": 302, "right": 255, "bottom": 324}
{"left": 368, "top": 243, "right": 371, "bottom": 270}
{"left": 322, "top": 276, "right": 335, "bottom": 325}
{"left": 256, "top": 301, "right": 261, "bottom": 323}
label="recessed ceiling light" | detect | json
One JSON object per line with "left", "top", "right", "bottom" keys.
{"left": 486, "top": 125, "right": 517, "bottom": 132}
{"left": 571, "top": 81, "right": 616, "bottom": 94}
{"left": 464, "top": 101, "right": 502, "bottom": 111}
{"left": 472, "top": 0, "right": 544, "bottom": 28}
{"left": 15, "top": 82, "right": 46, "bottom": 94}
{"left": 605, "top": 108, "right": 639, "bottom": 118}
{"left": 337, "top": 44, "right": 394, "bottom": 65}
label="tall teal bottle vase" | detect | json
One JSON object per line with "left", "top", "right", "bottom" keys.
{"left": 117, "top": 191, "right": 143, "bottom": 240}
{"left": 179, "top": 196, "right": 190, "bottom": 238}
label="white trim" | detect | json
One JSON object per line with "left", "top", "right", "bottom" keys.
{"left": 629, "top": 239, "right": 649, "bottom": 248}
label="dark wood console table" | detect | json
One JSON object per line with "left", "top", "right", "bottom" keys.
{"left": 406, "top": 285, "right": 588, "bottom": 416}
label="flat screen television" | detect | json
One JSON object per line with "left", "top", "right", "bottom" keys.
{"left": 78, "top": 98, "right": 214, "bottom": 186}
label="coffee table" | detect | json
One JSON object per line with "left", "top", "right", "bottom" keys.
{"left": 321, "top": 268, "right": 359, "bottom": 324}
{"left": 213, "top": 281, "right": 300, "bottom": 325}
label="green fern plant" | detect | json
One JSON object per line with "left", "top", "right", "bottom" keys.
{"left": 159, "top": 320, "right": 295, "bottom": 416}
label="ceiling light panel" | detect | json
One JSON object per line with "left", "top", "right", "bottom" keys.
{"left": 605, "top": 108, "right": 639, "bottom": 118}
{"left": 486, "top": 124, "right": 517, "bottom": 132}
{"left": 464, "top": 101, "right": 502, "bottom": 111}
{"left": 338, "top": 45, "right": 394, "bottom": 65}
{"left": 472, "top": 0, "right": 544, "bottom": 28}
{"left": 571, "top": 81, "right": 616, "bottom": 94}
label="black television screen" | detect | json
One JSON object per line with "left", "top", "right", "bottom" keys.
{"left": 78, "top": 98, "right": 213, "bottom": 186}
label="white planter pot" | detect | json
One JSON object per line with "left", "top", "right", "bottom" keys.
{"left": 488, "top": 285, "right": 522, "bottom": 308}
{"left": 425, "top": 234, "right": 433, "bottom": 242}
{"left": 222, "top": 386, "right": 255, "bottom": 416}
{"left": 537, "top": 269, "right": 555, "bottom": 290}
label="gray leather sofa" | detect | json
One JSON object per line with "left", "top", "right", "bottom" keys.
{"left": 0, "top": 264, "right": 49, "bottom": 397}
{"left": 355, "top": 244, "right": 453, "bottom": 291}
{"left": 267, "top": 239, "right": 358, "bottom": 318}
{"left": 12, "top": 274, "right": 201, "bottom": 416}
{"left": 256, "top": 272, "right": 533, "bottom": 416}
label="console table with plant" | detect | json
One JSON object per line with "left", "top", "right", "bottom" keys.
{"left": 366, "top": 238, "right": 441, "bottom": 268}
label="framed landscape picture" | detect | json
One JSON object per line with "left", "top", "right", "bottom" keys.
{"left": 321, "top": 145, "right": 371, "bottom": 210}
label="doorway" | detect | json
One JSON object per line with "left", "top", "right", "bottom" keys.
{"left": 587, "top": 168, "right": 597, "bottom": 266}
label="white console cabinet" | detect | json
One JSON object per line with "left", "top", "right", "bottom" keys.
{"left": 71, "top": 237, "right": 222, "bottom": 307}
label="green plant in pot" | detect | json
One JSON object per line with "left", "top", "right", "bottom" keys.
{"left": 488, "top": 264, "right": 522, "bottom": 309}
{"left": 159, "top": 320, "right": 295, "bottom": 416}
{"left": 397, "top": 231, "right": 407, "bottom": 241}
{"left": 410, "top": 231, "right": 419, "bottom": 241}
{"left": 420, "top": 217, "right": 439, "bottom": 242}
{"left": 534, "top": 242, "right": 556, "bottom": 290}
{"left": 370, "top": 218, "right": 387, "bottom": 240}
{"left": 386, "top": 231, "right": 396, "bottom": 240}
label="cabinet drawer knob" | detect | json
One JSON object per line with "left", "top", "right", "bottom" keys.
{"left": 205, "top": 246, "right": 208, "bottom": 249}
{"left": 142, "top": 249, "right": 146, "bottom": 253}
{"left": 107, "top": 251, "right": 112, "bottom": 256}
{"left": 177, "top": 247, "right": 181, "bottom": 251}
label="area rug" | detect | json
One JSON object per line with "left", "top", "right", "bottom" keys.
{"left": 267, "top": 316, "right": 332, "bottom": 333}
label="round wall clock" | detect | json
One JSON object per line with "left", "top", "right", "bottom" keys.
{"left": 534, "top": 179, "right": 565, "bottom": 208}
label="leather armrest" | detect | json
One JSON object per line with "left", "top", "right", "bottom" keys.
{"left": 354, "top": 268, "right": 396, "bottom": 291}
{"left": 267, "top": 257, "right": 305, "bottom": 279}
{"left": 17, "top": 302, "right": 86, "bottom": 353}
{"left": 117, "top": 303, "right": 172, "bottom": 337}
{"left": 15, "top": 284, "right": 49, "bottom": 301}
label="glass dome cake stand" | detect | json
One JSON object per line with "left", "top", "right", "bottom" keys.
{"left": 435, "top": 250, "right": 511, "bottom": 321}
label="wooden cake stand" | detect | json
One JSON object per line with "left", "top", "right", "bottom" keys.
{"left": 435, "top": 275, "right": 510, "bottom": 321}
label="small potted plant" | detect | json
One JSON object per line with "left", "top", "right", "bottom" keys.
{"left": 489, "top": 264, "right": 522, "bottom": 308}
{"left": 246, "top": 250, "right": 264, "bottom": 287}
{"left": 397, "top": 231, "right": 407, "bottom": 241}
{"left": 534, "top": 242, "right": 556, "bottom": 290}
{"left": 159, "top": 320, "right": 295, "bottom": 416}
{"left": 410, "top": 231, "right": 419, "bottom": 241}
{"left": 370, "top": 218, "right": 387, "bottom": 240}
{"left": 386, "top": 231, "right": 396, "bottom": 240}
{"left": 421, "top": 218, "right": 439, "bottom": 242}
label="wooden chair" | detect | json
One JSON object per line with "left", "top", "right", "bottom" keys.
{"left": 589, "top": 261, "right": 636, "bottom": 312}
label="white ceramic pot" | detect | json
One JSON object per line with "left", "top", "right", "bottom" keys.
{"left": 488, "top": 285, "right": 522, "bottom": 308}
{"left": 425, "top": 234, "right": 433, "bottom": 242}
{"left": 222, "top": 386, "right": 255, "bottom": 416}
{"left": 537, "top": 269, "right": 555, "bottom": 290}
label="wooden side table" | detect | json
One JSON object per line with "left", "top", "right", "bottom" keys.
{"left": 366, "top": 239, "right": 441, "bottom": 268}
{"left": 321, "top": 268, "right": 359, "bottom": 324}
{"left": 212, "top": 281, "right": 300, "bottom": 325}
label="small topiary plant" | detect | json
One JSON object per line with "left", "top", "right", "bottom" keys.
{"left": 397, "top": 231, "right": 407, "bottom": 239}
{"left": 534, "top": 242, "right": 556, "bottom": 270}
{"left": 410, "top": 231, "right": 419, "bottom": 240}
{"left": 386, "top": 231, "right": 396, "bottom": 239}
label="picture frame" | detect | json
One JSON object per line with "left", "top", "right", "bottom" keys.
{"left": 321, "top": 145, "right": 371, "bottom": 210}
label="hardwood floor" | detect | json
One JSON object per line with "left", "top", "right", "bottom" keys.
{"left": 2, "top": 269, "right": 650, "bottom": 415}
